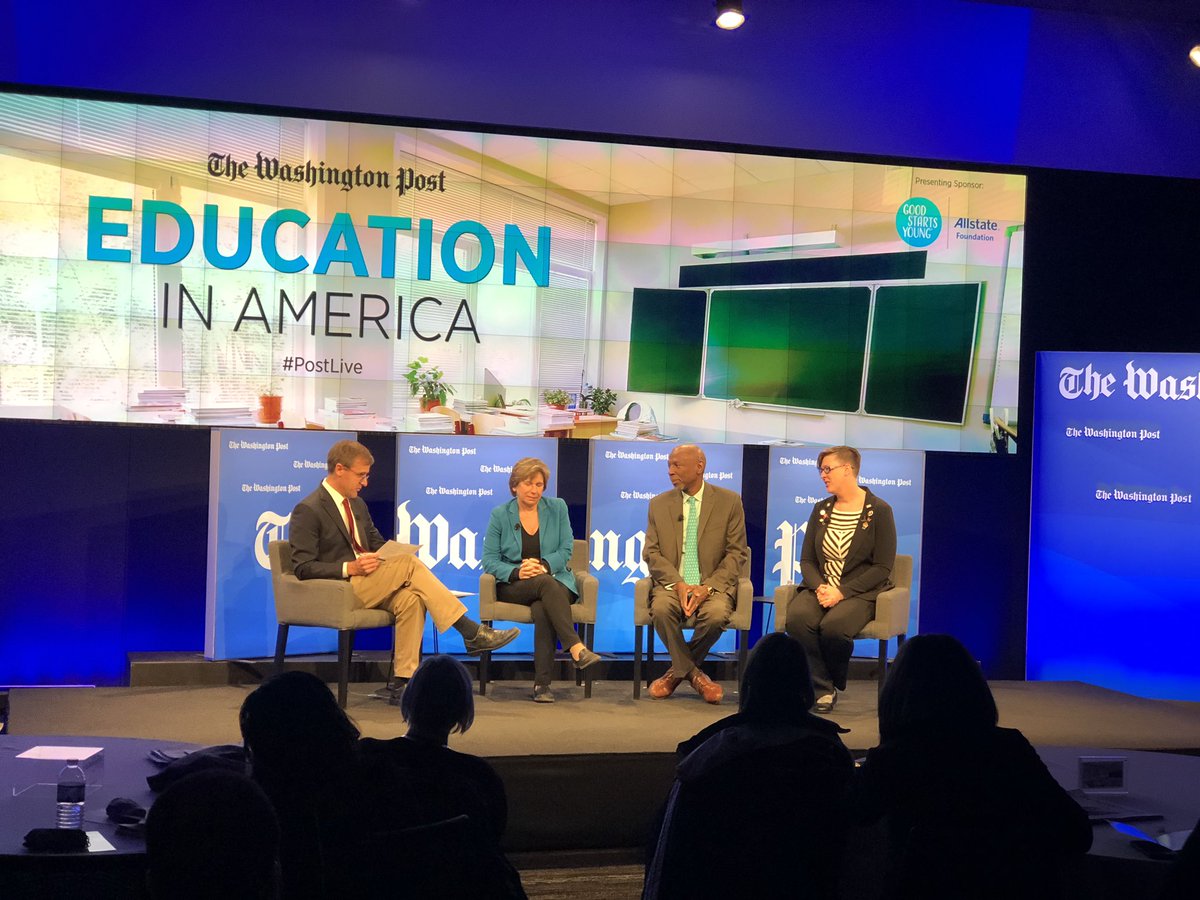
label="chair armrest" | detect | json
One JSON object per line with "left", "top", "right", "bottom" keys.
{"left": 573, "top": 570, "right": 599, "bottom": 625}
{"left": 633, "top": 576, "right": 652, "bottom": 626}
{"left": 478, "top": 573, "right": 498, "bottom": 620}
{"left": 873, "top": 585, "right": 910, "bottom": 638}
{"left": 729, "top": 576, "right": 755, "bottom": 631}
{"left": 773, "top": 584, "right": 794, "bottom": 632}
{"left": 273, "top": 574, "right": 361, "bottom": 628}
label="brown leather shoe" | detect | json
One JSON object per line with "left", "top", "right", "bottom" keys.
{"left": 688, "top": 668, "right": 724, "bottom": 704}
{"left": 649, "top": 670, "right": 683, "bottom": 699}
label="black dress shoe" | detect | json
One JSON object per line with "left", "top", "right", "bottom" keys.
{"left": 370, "top": 680, "right": 407, "bottom": 702}
{"left": 574, "top": 647, "right": 601, "bottom": 670}
{"left": 463, "top": 625, "right": 520, "bottom": 655}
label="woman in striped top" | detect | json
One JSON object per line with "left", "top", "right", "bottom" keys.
{"left": 785, "top": 445, "right": 897, "bottom": 712}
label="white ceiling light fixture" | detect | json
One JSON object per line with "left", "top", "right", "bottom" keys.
{"left": 1190, "top": 44, "right": 1200, "bottom": 68}
{"left": 692, "top": 230, "right": 841, "bottom": 259}
{"left": 715, "top": 1, "right": 746, "bottom": 31}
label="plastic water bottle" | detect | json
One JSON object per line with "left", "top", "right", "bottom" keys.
{"left": 56, "top": 760, "right": 86, "bottom": 829}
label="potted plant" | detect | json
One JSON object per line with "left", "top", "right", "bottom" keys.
{"left": 258, "top": 381, "right": 284, "bottom": 424}
{"left": 582, "top": 384, "right": 617, "bottom": 416}
{"left": 544, "top": 388, "right": 571, "bottom": 410}
{"left": 405, "top": 357, "right": 455, "bottom": 412}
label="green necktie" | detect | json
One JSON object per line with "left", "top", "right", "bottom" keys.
{"left": 682, "top": 495, "right": 701, "bottom": 584}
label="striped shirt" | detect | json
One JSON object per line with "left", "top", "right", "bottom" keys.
{"left": 821, "top": 507, "right": 861, "bottom": 587}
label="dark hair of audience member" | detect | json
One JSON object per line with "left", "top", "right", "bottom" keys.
{"left": 877, "top": 633, "right": 998, "bottom": 741}
{"left": 146, "top": 769, "right": 281, "bottom": 900}
{"left": 400, "top": 654, "right": 476, "bottom": 740}
{"left": 240, "top": 670, "right": 360, "bottom": 780}
{"left": 738, "top": 632, "right": 816, "bottom": 723}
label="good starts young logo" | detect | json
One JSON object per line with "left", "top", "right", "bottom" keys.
{"left": 896, "top": 197, "right": 943, "bottom": 248}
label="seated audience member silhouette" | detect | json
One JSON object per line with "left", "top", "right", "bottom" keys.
{"left": 145, "top": 769, "right": 280, "bottom": 900}
{"left": 643, "top": 632, "right": 854, "bottom": 900}
{"left": 1160, "top": 819, "right": 1200, "bottom": 900}
{"left": 360, "top": 654, "right": 508, "bottom": 845}
{"left": 358, "top": 654, "right": 527, "bottom": 898}
{"left": 852, "top": 634, "right": 1092, "bottom": 900}
{"left": 239, "top": 671, "right": 369, "bottom": 899}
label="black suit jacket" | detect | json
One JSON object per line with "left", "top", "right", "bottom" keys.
{"left": 289, "top": 484, "right": 386, "bottom": 580}
{"left": 799, "top": 487, "right": 896, "bottom": 601}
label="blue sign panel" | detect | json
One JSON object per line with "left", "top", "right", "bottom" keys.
{"left": 1029, "top": 352, "right": 1200, "bottom": 700}
{"left": 394, "top": 434, "right": 559, "bottom": 654}
{"left": 206, "top": 428, "right": 354, "bottom": 660}
{"left": 763, "top": 446, "right": 925, "bottom": 655}
{"left": 587, "top": 442, "right": 744, "bottom": 654}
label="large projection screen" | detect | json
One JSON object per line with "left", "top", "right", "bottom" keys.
{"left": 0, "top": 88, "right": 1025, "bottom": 451}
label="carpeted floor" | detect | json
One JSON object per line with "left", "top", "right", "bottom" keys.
{"left": 10, "top": 678, "right": 1200, "bottom": 754}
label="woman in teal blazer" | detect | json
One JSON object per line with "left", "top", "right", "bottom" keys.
{"left": 482, "top": 457, "right": 599, "bottom": 702}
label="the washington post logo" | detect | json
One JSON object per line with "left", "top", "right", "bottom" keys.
{"left": 589, "top": 528, "right": 648, "bottom": 585}
{"left": 772, "top": 520, "right": 808, "bottom": 585}
{"left": 395, "top": 501, "right": 481, "bottom": 570}
{"left": 255, "top": 510, "right": 291, "bottom": 569}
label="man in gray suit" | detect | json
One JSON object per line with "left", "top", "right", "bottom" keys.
{"left": 289, "top": 439, "right": 518, "bottom": 701}
{"left": 643, "top": 444, "right": 748, "bottom": 703}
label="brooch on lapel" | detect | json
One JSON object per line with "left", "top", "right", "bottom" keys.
{"left": 818, "top": 507, "right": 828, "bottom": 524}
{"left": 862, "top": 507, "right": 874, "bottom": 530}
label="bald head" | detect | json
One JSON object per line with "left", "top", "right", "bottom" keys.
{"left": 667, "top": 444, "right": 706, "bottom": 495}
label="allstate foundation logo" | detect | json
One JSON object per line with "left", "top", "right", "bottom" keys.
{"left": 896, "top": 197, "right": 943, "bottom": 247}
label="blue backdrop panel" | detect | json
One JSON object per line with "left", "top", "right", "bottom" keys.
{"left": 205, "top": 429, "right": 354, "bottom": 660}
{"left": 1029, "top": 352, "right": 1200, "bottom": 700}
{"left": 394, "top": 434, "right": 558, "bottom": 655}
{"left": 762, "top": 447, "right": 925, "bottom": 655}
{"left": 587, "top": 442, "right": 744, "bottom": 654}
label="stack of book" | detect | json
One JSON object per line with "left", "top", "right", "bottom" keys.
{"left": 538, "top": 406, "right": 574, "bottom": 431}
{"left": 615, "top": 419, "right": 658, "bottom": 438}
{"left": 324, "top": 397, "right": 376, "bottom": 430}
{"left": 192, "top": 406, "right": 255, "bottom": 424}
{"left": 405, "top": 413, "right": 455, "bottom": 433}
{"left": 453, "top": 397, "right": 491, "bottom": 416}
{"left": 127, "top": 388, "right": 187, "bottom": 421}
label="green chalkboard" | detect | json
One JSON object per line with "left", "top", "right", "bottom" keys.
{"left": 626, "top": 288, "right": 708, "bottom": 395}
{"left": 864, "top": 283, "right": 982, "bottom": 424}
{"left": 704, "top": 287, "right": 871, "bottom": 410}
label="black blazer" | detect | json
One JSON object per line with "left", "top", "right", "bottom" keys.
{"left": 798, "top": 487, "right": 896, "bottom": 601}
{"left": 288, "top": 485, "right": 386, "bottom": 580}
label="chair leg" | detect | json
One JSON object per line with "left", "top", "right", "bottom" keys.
{"left": 633, "top": 625, "right": 642, "bottom": 699}
{"left": 583, "top": 623, "right": 593, "bottom": 699}
{"left": 337, "top": 630, "right": 354, "bottom": 709}
{"left": 273, "top": 624, "right": 289, "bottom": 675}
{"left": 479, "top": 620, "right": 491, "bottom": 696}
{"left": 646, "top": 625, "right": 655, "bottom": 687}
{"left": 737, "top": 631, "right": 748, "bottom": 692}
{"left": 877, "top": 638, "right": 887, "bottom": 702}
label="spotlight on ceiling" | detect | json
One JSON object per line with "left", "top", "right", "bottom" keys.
{"left": 1190, "top": 44, "right": 1200, "bottom": 69}
{"left": 715, "top": 1, "right": 745, "bottom": 31}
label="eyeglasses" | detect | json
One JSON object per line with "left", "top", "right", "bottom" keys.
{"left": 341, "top": 466, "right": 370, "bottom": 483}
{"left": 818, "top": 463, "right": 850, "bottom": 476}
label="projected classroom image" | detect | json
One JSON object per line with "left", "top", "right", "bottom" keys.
{"left": 0, "top": 89, "right": 1025, "bottom": 451}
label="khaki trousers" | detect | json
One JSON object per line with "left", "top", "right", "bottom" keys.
{"left": 351, "top": 554, "right": 467, "bottom": 677}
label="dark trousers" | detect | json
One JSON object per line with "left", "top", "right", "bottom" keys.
{"left": 649, "top": 587, "right": 733, "bottom": 677}
{"left": 496, "top": 574, "right": 579, "bottom": 687}
{"left": 785, "top": 589, "right": 875, "bottom": 695}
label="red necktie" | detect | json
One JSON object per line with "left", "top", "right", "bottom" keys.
{"left": 342, "top": 498, "right": 366, "bottom": 554}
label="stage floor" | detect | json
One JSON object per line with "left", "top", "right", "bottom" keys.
{"left": 9, "top": 677, "right": 1200, "bottom": 755}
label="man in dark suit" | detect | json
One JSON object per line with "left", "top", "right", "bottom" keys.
{"left": 643, "top": 444, "right": 748, "bottom": 703}
{"left": 289, "top": 440, "right": 517, "bottom": 701}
